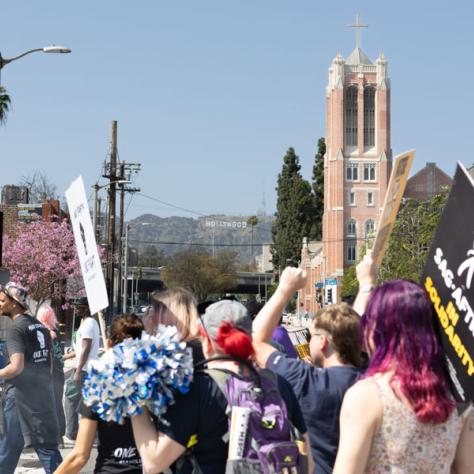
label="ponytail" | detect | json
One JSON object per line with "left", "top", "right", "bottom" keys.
{"left": 215, "top": 321, "right": 254, "bottom": 360}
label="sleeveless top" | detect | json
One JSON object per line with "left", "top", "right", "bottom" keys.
{"left": 365, "top": 378, "right": 465, "bottom": 474}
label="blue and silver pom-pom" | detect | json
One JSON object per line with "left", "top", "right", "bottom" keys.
{"left": 82, "top": 325, "right": 193, "bottom": 424}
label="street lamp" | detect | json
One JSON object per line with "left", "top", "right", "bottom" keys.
{"left": 0, "top": 45, "right": 71, "bottom": 82}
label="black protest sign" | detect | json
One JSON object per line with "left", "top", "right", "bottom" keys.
{"left": 421, "top": 163, "right": 474, "bottom": 403}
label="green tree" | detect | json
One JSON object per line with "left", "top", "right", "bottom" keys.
{"left": 247, "top": 216, "right": 258, "bottom": 260}
{"left": 340, "top": 192, "right": 449, "bottom": 295}
{"left": 161, "top": 248, "right": 238, "bottom": 301}
{"left": 272, "top": 147, "right": 315, "bottom": 270}
{"left": 0, "top": 86, "right": 11, "bottom": 125}
{"left": 311, "top": 137, "right": 325, "bottom": 240}
{"left": 378, "top": 193, "right": 448, "bottom": 282}
{"left": 138, "top": 245, "right": 167, "bottom": 267}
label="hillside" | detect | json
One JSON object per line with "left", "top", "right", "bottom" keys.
{"left": 127, "top": 214, "right": 274, "bottom": 263}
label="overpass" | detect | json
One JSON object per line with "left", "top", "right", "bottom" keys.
{"left": 124, "top": 266, "right": 273, "bottom": 299}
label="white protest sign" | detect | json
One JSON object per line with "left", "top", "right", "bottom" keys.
{"left": 65, "top": 176, "right": 109, "bottom": 315}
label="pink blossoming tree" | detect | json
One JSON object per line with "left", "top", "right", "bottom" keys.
{"left": 3, "top": 219, "right": 83, "bottom": 308}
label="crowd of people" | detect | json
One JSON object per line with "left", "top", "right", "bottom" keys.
{"left": 0, "top": 250, "right": 472, "bottom": 473}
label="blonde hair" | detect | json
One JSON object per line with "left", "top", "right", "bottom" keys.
{"left": 312, "top": 303, "right": 361, "bottom": 367}
{"left": 145, "top": 288, "right": 199, "bottom": 340}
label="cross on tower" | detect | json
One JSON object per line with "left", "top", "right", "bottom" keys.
{"left": 348, "top": 13, "right": 368, "bottom": 49}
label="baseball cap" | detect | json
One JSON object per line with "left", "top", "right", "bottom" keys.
{"left": 1, "top": 282, "right": 28, "bottom": 309}
{"left": 201, "top": 300, "right": 252, "bottom": 340}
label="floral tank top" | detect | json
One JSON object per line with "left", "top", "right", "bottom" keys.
{"left": 365, "top": 378, "right": 465, "bottom": 474}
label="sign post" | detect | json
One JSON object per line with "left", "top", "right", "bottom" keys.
{"left": 371, "top": 150, "right": 415, "bottom": 267}
{"left": 421, "top": 163, "right": 474, "bottom": 403}
{"left": 65, "top": 176, "right": 109, "bottom": 344}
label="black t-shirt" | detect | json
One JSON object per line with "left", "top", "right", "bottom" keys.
{"left": 4, "top": 314, "right": 60, "bottom": 447}
{"left": 5, "top": 314, "right": 52, "bottom": 388}
{"left": 157, "top": 370, "right": 307, "bottom": 474}
{"left": 266, "top": 352, "right": 361, "bottom": 474}
{"left": 79, "top": 402, "right": 142, "bottom": 474}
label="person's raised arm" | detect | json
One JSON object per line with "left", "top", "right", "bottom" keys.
{"left": 353, "top": 250, "right": 378, "bottom": 317}
{"left": 252, "top": 267, "right": 307, "bottom": 343}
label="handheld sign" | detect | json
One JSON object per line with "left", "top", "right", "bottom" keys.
{"left": 288, "top": 328, "right": 311, "bottom": 359}
{"left": 421, "top": 163, "right": 474, "bottom": 403}
{"left": 372, "top": 150, "right": 415, "bottom": 267}
{"left": 65, "top": 176, "right": 109, "bottom": 318}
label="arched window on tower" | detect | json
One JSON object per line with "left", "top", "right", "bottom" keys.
{"left": 346, "top": 219, "right": 357, "bottom": 237}
{"left": 345, "top": 86, "right": 358, "bottom": 147}
{"left": 364, "top": 86, "right": 375, "bottom": 147}
{"left": 365, "top": 219, "right": 375, "bottom": 237}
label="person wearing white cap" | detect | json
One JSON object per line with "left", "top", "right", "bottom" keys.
{"left": 0, "top": 282, "right": 62, "bottom": 474}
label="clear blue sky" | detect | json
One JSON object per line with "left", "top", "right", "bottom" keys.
{"left": 1, "top": 1, "right": 472, "bottom": 219}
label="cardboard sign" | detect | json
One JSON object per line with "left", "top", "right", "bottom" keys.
{"left": 65, "top": 176, "right": 109, "bottom": 316}
{"left": 421, "top": 163, "right": 474, "bottom": 403}
{"left": 372, "top": 150, "right": 415, "bottom": 266}
{"left": 288, "top": 328, "right": 310, "bottom": 359}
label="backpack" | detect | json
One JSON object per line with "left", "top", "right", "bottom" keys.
{"left": 181, "top": 356, "right": 308, "bottom": 474}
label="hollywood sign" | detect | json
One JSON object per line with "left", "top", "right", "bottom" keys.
{"left": 205, "top": 220, "right": 248, "bottom": 229}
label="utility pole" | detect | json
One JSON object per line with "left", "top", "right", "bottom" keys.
{"left": 117, "top": 163, "right": 125, "bottom": 311}
{"left": 117, "top": 162, "right": 140, "bottom": 315}
{"left": 92, "top": 183, "right": 100, "bottom": 240}
{"left": 122, "top": 224, "right": 129, "bottom": 313}
{"left": 105, "top": 121, "right": 118, "bottom": 321}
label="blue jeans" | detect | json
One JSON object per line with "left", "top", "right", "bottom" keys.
{"left": 0, "top": 390, "right": 62, "bottom": 474}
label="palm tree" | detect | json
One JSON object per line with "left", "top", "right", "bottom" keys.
{"left": 247, "top": 216, "right": 259, "bottom": 259}
{"left": 0, "top": 86, "right": 11, "bottom": 125}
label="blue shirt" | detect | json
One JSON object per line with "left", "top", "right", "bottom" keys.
{"left": 266, "top": 351, "right": 360, "bottom": 474}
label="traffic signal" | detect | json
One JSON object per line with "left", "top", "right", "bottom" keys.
{"left": 326, "top": 288, "right": 333, "bottom": 305}
{"left": 316, "top": 288, "right": 323, "bottom": 305}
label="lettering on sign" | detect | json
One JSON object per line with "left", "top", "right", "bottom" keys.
{"left": 205, "top": 220, "right": 248, "bottom": 229}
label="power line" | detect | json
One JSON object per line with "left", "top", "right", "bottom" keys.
{"left": 137, "top": 193, "right": 208, "bottom": 217}
{"left": 129, "top": 239, "right": 266, "bottom": 247}
{"left": 129, "top": 236, "right": 375, "bottom": 247}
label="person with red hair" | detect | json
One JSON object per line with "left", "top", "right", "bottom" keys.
{"left": 333, "top": 251, "right": 474, "bottom": 473}
{"left": 130, "top": 300, "right": 312, "bottom": 473}
{"left": 36, "top": 304, "right": 66, "bottom": 439}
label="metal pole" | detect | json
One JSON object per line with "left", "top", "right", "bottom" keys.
{"left": 106, "top": 121, "right": 118, "bottom": 320}
{"left": 92, "top": 184, "right": 99, "bottom": 240}
{"left": 117, "top": 163, "right": 125, "bottom": 311}
{"left": 122, "top": 225, "right": 129, "bottom": 313}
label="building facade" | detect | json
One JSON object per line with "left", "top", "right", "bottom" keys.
{"left": 404, "top": 162, "right": 452, "bottom": 201}
{"left": 300, "top": 23, "right": 392, "bottom": 314}
{"left": 323, "top": 45, "right": 392, "bottom": 285}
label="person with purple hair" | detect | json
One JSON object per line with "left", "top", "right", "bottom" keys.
{"left": 333, "top": 251, "right": 474, "bottom": 474}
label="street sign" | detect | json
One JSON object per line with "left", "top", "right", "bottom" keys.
{"left": 65, "top": 176, "right": 108, "bottom": 316}
{"left": 325, "top": 278, "right": 338, "bottom": 286}
{"left": 315, "top": 282, "right": 324, "bottom": 289}
{"left": 421, "top": 163, "right": 474, "bottom": 403}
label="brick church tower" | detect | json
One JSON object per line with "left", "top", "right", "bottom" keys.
{"left": 322, "top": 16, "right": 392, "bottom": 298}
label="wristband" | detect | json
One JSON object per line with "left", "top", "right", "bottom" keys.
{"left": 359, "top": 284, "right": 375, "bottom": 293}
